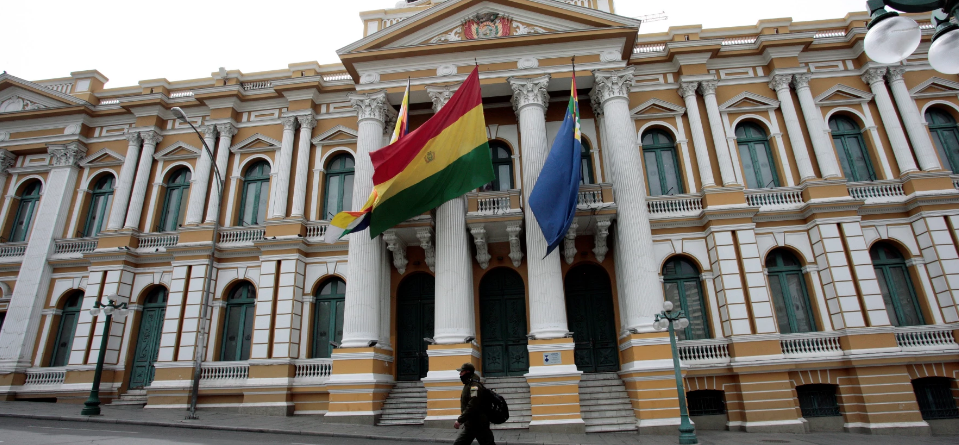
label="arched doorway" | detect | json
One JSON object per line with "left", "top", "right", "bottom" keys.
{"left": 129, "top": 287, "right": 168, "bottom": 388}
{"left": 565, "top": 264, "right": 619, "bottom": 373}
{"left": 479, "top": 268, "right": 529, "bottom": 377}
{"left": 396, "top": 273, "right": 435, "bottom": 381}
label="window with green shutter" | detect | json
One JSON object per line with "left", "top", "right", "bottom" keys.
{"left": 871, "top": 242, "right": 924, "bottom": 327}
{"left": 735, "top": 123, "right": 779, "bottom": 189}
{"left": 238, "top": 161, "right": 271, "bottom": 226}
{"left": 10, "top": 181, "right": 42, "bottom": 242}
{"left": 830, "top": 116, "right": 876, "bottom": 182}
{"left": 323, "top": 155, "right": 354, "bottom": 220}
{"left": 312, "top": 278, "right": 346, "bottom": 359}
{"left": 50, "top": 292, "right": 83, "bottom": 367}
{"left": 83, "top": 175, "right": 114, "bottom": 237}
{"left": 662, "top": 257, "right": 710, "bottom": 340}
{"left": 642, "top": 130, "right": 683, "bottom": 196}
{"left": 220, "top": 282, "right": 256, "bottom": 362}
{"left": 926, "top": 108, "right": 959, "bottom": 173}
{"left": 483, "top": 141, "right": 514, "bottom": 192}
{"left": 580, "top": 139, "right": 595, "bottom": 185}
{"left": 766, "top": 249, "right": 817, "bottom": 334}
{"left": 159, "top": 168, "right": 191, "bottom": 232}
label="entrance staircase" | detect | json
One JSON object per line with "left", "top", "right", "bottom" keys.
{"left": 378, "top": 381, "right": 427, "bottom": 426}
{"left": 107, "top": 389, "right": 148, "bottom": 407}
{"left": 484, "top": 376, "right": 531, "bottom": 430}
{"left": 579, "top": 373, "right": 637, "bottom": 433}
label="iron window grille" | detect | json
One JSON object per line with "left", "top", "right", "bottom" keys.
{"left": 686, "top": 390, "right": 726, "bottom": 416}
{"left": 913, "top": 377, "right": 959, "bottom": 420}
{"left": 797, "top": 384, "right": 841, "bottom": 417}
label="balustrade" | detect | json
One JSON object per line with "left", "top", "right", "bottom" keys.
{"left": 44, "top": 82, "right": 73, "bottom": 94}
{"left": 219, "top": 227, "right": 265, "bottom": 244}
{"left": 54, "top": 238, "right": 98, "bottom": 254}
{"left": 646, "top": 194, "right": 703, "bottom": 216}
{"left": 293, "top": 358, "right": 333, "bottom": 381}
{"left": 169, "top": 90, "right": 194, "bottom": 98}
{"left": 305, "top": 223, "right": 329, "bottom": 240}
{"left": 895, "top": 326, "right": 959, "bottom": 351}
{"left": 0, "top": 242, "right": 27, "bottom": 258}
{"left": 241, "top": 81, "right": 272, "bottom": 91}
{"left": 23, "top": 368, "right": 66, "bottom": 385}
{"left": 137, "top": 233, "right": 179, "bottom": 249}
{"left": 199, "top": 362, "right": 249, "bottom": 381}
{"left": 814, "top": 29, "right": 847, "bottom": 39}
{"left": 677, "top": 339, "right": 730, "bottom": 366}
{"left": 635, "top": 43, "right": 666, "bottom": 53}
{"left": 722, "top": 36, "right": 758, "bottom": 46}
{"left": 99, "top": 99, "right": 120, "bottom": 105}
{"left": 322, "top": 73, "right": 351, "bottom": 82}
{"left": 848, "top": 181, "right": 906, "bottom": 201}
{"left": 745, "top": 188, "right": 804, "bottom": 208}
{"left": 780, "top": 333, "right": 843, "bottom": 358}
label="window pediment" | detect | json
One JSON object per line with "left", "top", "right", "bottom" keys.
{"left": 909, "top": 77, "right": 959, "bottom": 99}
{"left": 815, "top": 84, "right": 873, "bottom": 106}
{"left": 80, "top": 148, "right": 125, "bottom": 167}
{"left": 154, "top": 141, "right": 200, "bottom": 160}
{"left": 630, "top": 98, "right": 686, "bottom": 119}
{"left": 229, "top": 133, "right": 282, "bottom": 154}
{"left": 312, "top": 125, "right": 358, "bottom": 146}
{"left": 719, "top": 91, "right": 780, "bottom": 112}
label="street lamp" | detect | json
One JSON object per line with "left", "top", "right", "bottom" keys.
{"left": 864, "top": 0, "right": 959, "bottom": 73}
{"left": 81, "top": 297, "right": 128, "bottom": 416}
{"left": 170, "top": 106, "right": 225, "bottom": 420}
{"left": 653, "top": 300, "right": 698, "bottom": 445}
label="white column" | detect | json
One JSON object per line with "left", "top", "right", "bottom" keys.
{"left": 107, "top": 133, "right": 141, "bottom": 230}
{"left": 184, "top": 125, "right": 217, "bottom": 225}
{"left": 792, "top": 74, "right": 843, "bottom": 179}
{"left": 698, "top": 80, "right": 738, "bottom": 186}
{"left": 593, "top": 68, "right": 664, "bottom": 333}
{"left": 509, "top": 75, "right": 569, "bottom": 339}
{"left": 271, "top": 116, "right": 298, "bottom": 219}
{"left": 427, "top": 85, "right": 475, "bottom": 345}
{"left": 678, "top": 82, "right": 716, "bottom": 188}
{"left": 124, "top": 132, "right": 162, "bottom": 231}
{"left": 291, "top": 116, "right": 317, "bottom": 219}
{"left": 886, "top": 67, "right": 941, "bottom": 171}
{"left": 0, "top": 142, "right": 85, "bottom": 372}
{"left": 862, "top": 67, "right": 919, "bottom": 175}
{"left": 340, "top": 91, "right": 390, "bottom": 348}
{"left": 205, "top": 123, "right": 237, "bottom": 224}
{"left": 769, "top": 74, "right": 816, "bottom": 181}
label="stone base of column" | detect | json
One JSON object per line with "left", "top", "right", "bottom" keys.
{"left": 901, "top": 170, "right": 955, "bottom": 195}
{"left": 732, "top": 372, "right": 805, "bottom": 434}
{"left": 241, "top": 362, "right": 295, "bottom": 416}
{"left": 324, "top": 347, "right": 394, "bottom": 425}
{"left": 701, "top": 186, "right": 746, "bottom": 208}
{"left": 524, "top": 338, "right": 585, "bottom": 433}
{"left": 265, "top": 220, "right": 307, "bottom": 238}
{"left": 143, "top": 362, "right": 195, "bottom": 409}
{"left": 801, "top": 179, "right": 853, "bottom": 201}
{"left": 618, "top": 332, "right": 679, "bottom": 431}
{"left": 422, "top": 343, "right": 479, "bottom": 429}
{"left": 838, "top": 364, "right": 930, "bottom": 435}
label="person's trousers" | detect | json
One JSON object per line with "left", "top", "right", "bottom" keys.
{"left": 453, "top": 422, "right": 495, "bottom": 445}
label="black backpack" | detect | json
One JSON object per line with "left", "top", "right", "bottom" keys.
{"left": 486, "top": 388, "right": 509, "bottom": 424}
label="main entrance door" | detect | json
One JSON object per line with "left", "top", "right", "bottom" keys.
{"left": 565, "top": 264, "right": 619, "bottom": 373}
{"left": 129, "top": 287, "right": 168, "bottom": 388}
{"left": 480, "top": 268, "right": 529, "bottom": 377}
{"left": 396, "top": 273, "right": 435, "bottom": 381}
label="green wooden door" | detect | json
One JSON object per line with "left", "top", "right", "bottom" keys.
{"left": 565, "top": 265, "right": 619, "bottom": 373}
{"left": 396, "top": 274, "right": 434, "bottom": 381}
{"left": 479, "top": 269, "right": 529, "bottom": 377}
{"left": 129, "top": 288, "right": 168, "bottom": 388}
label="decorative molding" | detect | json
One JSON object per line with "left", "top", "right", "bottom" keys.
{"left": 861, "top": 67, "right": 887, "bottom": 86}
{"left": 79, "top": 148, "right": 125, "bottom": 167}
{"left": 229, "top": 133, "right": 282, "bottom": 154}
{"left": 909, "top": 76, "right": 959, "bottom": 98}
{"left": 506, "top": 222, "right": 524, "bottom": 267}
{"left": 48, "top": 142, "right": 87, "bottom": 167}
{"left": 426, "top": 84, "right": 458, "bottom": 113}
{"left": 297, "top": 115, "right": 317, "bottom": 130}
{"left": 508, "top": 75, "right": 550, "bottom": 114}
{"left": 154, "top": 140, "right": 200, "bottom": 160}
{"left": 593, "top": 217, "right": 611, "bottom": 262}
{"left": 0, "top": 149, "right": 16, "bottom": 175}
{"left": 768, "top": 74, "right": 793, "bottom": 92}
{"left": 216, "top": 123, "right": 238, "bottom": 138}
{"left": 814, "top": 84, "right": 874, "bottom": 106}
{"left": 416, "top": 227, "right": 435, "bottom": 273}
{"left": 885, "top": 66, "right": 907, "bottom": 82}
{"left": 563, "top": 221, "right": 578, "bottom": 265}
{"left": 383, "top": 230, "right": 408, "bottom": 275}
{"left": 630, "top": 98, "right": 686, "bottom": 119}
{"left": 718, "top": 91, "right": 780, "bottom": 112}
{"left": 0, "top": 95, "right": 47, "bottom": 113}
{"left": 436, "top": 64, "right": 457, "bottom": 77}
{"left": 697, "top": 79, "right": 719, "bottom": 96}
{"left": 312, "top": 125, "right": 358, "bottom": 145}
{"left": 677, "top": 82, "right": 699, "bottom": 99}
{"left": 348, "top": 90, "right": 392, "bottom": 123}
{"left": 592, "top": 67, "right": 635, "bottom": 105}
{"left": 517, "top": 57, "right": 539, "bottom": 70}
{"left": 469, "top": 224, "right": 491, "bottom": 270}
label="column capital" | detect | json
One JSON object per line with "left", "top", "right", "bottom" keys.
{"left": 678, "top": 81, "right": 699, "bottom": 99}
{"left": 125, "top": 132, "right": 142, "bottom": 145}
{"left": 589, "top": 93, "right": 604, "bottom": 117}
{"left": 0, "top": 149, "right": 15, "bottom": 175}
{"left": 508, "top": 75, "right": 551, "bottom": 114}
{"left": 591, "top": 67, "right": 635, "bottom": 105}
{"left": 348, "top": 90, "right": 392, "bottom": 124}
{"left": 48, "top": 141, "right": 87, "bottom": 167}
{"left": 861, "top": 67, "right": 888, "bottom": 86}
{"left": 281, "top": 116, "right": 299, "bottom": 131}
{"left": 791, "top": 73, "right": 812, "bottom": 89}
{"left": 216, "top": 122, "right": 238, "bottom": 137}
{"left": 426, "top": 84, "right": 458, "bottom": 113}
{"left": 768, "top": 74, "right": 793, "bottom": 92}
{"left": 199, "top": 124, "right": 217, "bottom": 139}
{"left": 297, "top": 115, "right": 317, "bottom": 130}
{"left": 885, "top": 66, "right": 907, "bottom": 82}
{"left": 697, "top": 79, "right": 719, "bottom": 96}
{"left": 139, "top": 131, "right": 163, "bottom": 146}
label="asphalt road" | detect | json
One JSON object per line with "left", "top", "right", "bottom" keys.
{"left": 0, "top": 417, "right": 426, "bottom": 445}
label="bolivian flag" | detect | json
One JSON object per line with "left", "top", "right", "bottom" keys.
{"left": 368, "top": 66, "right": 493, "bottom": 237}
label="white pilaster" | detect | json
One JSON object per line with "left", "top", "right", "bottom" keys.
{"left": 107, "top": 133, "right": 142, "bottom": 230}
{"left": 808, "top": 223, "right": 870, "bottom": 330}
{"left": 769, "top": 75, "right": 816, "bottom": 181}
{"left": 792, "top": 74, "right": 842, "bottom": 179}
{"left": 177, "top": 262, "right": 216, "bottom": 361}
{"left": 862, "top": 67, "right": 918, "bottom": 175}
{"left": 698, "top": 80, "right": 738, "bottom": 186}
{"left": 678, "top": 82, "right": 716, "bottom": 188}
{"left": 124, "top": 132, "right": 162, "bottom": 231}
{"left": 509, "top": 74, "right": 569, "bottom": 339}
{"left": 918, "top": 216, "right": 959, "bottom": 323}
{"left": 204, "top": 123, "right": 237, "bottom": 223}
{"left": 886, "top": 67, "right": 941, "bottom": 171}
{"left": 271, "top": 116, "right": 298, "bottom": 219}
{"left": 184, "top": 125, "right": 217, "bottom": 225}
{"left": 291, "top": 116, "right": 317, "bottom": 218}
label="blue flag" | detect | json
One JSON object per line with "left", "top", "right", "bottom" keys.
{"left": 528, "top": 73, "right": 582, "bottom": 257}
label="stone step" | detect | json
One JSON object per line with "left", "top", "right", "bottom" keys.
{"left": 579, "top": 399, "right": 632, "bottom": 409}
{"left": 582, "top": 409, "right": 635, "bottom": 419}
{"left": 383, "top": 396, "right": 427, "bottom": 403}
{"left": 378, "top": 420, "right": 425, "bottom": 426}
{"left": 585, "top": 423, "right": 637, "bottom": 433}
{"left": 579, "top": 372, "right": 621, "bottom": 379}
{"left": 380, "top": 408, "right": 427, "bottom": 415}
{"left": 579, "top": 379, "right": 628, "bottom": 388}
{"left": 389, "top": 388, "right": 428, "bottom": 394}
{"left": 579, "top": 385, "right": 628, "bottom": 393}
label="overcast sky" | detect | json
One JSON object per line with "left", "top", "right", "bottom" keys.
{"left": 5, "top": 0, "right": 868, "bottom": 88}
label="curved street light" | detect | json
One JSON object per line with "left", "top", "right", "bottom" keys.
{"left": 653, "top": 300, "right": 698, "bottom": 445}
{"left": 864, "top": 0, "right": 959, "bottom": 73}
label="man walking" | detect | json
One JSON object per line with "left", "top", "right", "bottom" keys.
{"left": 453, "top": 363, "right": 495, "bottom": 445}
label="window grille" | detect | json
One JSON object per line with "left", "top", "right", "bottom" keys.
{"left": 913, "top": 378, "right": 959, "bottom": 420}
{"left": 686, "top": 390, "right": 726, "bottom": 416}
{"left": 796, "top": 384, "right": 841, "bottom": 417}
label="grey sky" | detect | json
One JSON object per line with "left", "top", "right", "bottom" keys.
{"left": 4, "top": 0, "right": 868, "bottom": 88}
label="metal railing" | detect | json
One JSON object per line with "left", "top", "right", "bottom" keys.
{"left": 848, "top": 181, "right": 905, "bottom": 200}
{"left": 137, "top": 233, "right": 179, "bottom": 249}
{"left": 305, "top": 222, "right": 328, "bottom": 240}
{"left": 677, "top": 339, "right": 730, "bottom": 365}
{"left": 895, "top": 326, "right": 959, "bottom": 351}
{"left": 780, "top": 333, "right": 843, "bottom": 358}
{"left": 219, "top": 227, "right": 265, "bottom": 244}
{"left": 241, "top": 81, "right": 272, "bottom": 91}
{"left": 293, "top": 358, "right": 334, "bottom": 381}
{"left": 23, "top": 368, "right": 66, "bottom": 385}
{"left": 54, "top": 238, "right": 98, "bottom": 254}
{"left": 0, "top": 242, "right": 28, "bottom": 258}
{"left": 199, "top": 362, "right": 249, "bottom": 381}
{"left": 745, "top": 188, "right": 804, "bottom": 208}
{"left": 647, "top": 194, "right": 703, "bottom": 216}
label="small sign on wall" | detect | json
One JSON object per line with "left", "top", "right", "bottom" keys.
{"left": 543, "top": 352, "right": 562, "bottom": 365}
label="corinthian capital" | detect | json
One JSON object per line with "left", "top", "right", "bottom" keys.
{"left": 0, "top": 149, "right": 16, "bottom": 175}
{"left": 348, "top": 90, "right": 392, "bottom": 124}
{"left": 861, "top": 67, "right": 888, "bottom": 86}
{"left": 678, "top": 82, "right": 699, "bottom": 99}
{"left": 140, "top": 131, "right": 163, "bottom": 146}
{"left": 590, "top": 93, "right": 604, "bottom": 117}
{"left": 199, "top": 124, "right": 218, "bottom": 139}
{"left": 48, "top": 142, "right": 87, "bottom": 167}
{"left": 591, "top": 67, "right": 635, "bottom": 105}
{"left": 281, "top": 116, "right": 299, "bottom": 131}
{"left": 297, "top": 115, "right": 317, "bottom": 130}
{"left": 885, "top": 66, "right": 906, "bottom": 83}
{"left": 697, "top": 80, "right": 719, "bottom": 96}
{"left": 125, "top": 132, "right": 142, "bottom": 146}
{"left": 508, "top": 75, "right": 551, "bottom": 114}
{"left": 216, "top": 123, "right": 238, "bottom": 138}
{"left": 426, "top": 84, "right": 458, "bottom": 113}
{"left": 768, "top": 74, "right": 793, "bottom": 92}
{"left": 791, "top": 73, "right": 812, "bottom": 90}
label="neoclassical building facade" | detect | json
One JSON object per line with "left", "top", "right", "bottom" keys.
{"left": 1, "top": 0, "right": 958, "bottom": 436}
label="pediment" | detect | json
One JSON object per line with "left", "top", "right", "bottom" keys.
{"left": 423, "top": 17, "right": 555, "bottom": 45}
{"left": 0, "top": 73, "right": 89, "bottom": 112}
{"left": 630, "top": 98, "right": 686, "bottom": 119}
{"left": 815, "top": 84, "right": 873, "bottom": 105}
{"left": 719, "top": 91, "right": 780, "bottom": 112}
{"left": 230, "top": 133, "right": 282, "bottom": 153}
{"left": 311, "top": 125, "right": 358, "bottom": 145}
{"left": 910, "top": 77, "right": 959, "bottom": 98}
{"left": 80, "top": 148, "right": 125, "bottom": 167}
{"left": 154, "top": 141, "right": 200, "bottom": 160}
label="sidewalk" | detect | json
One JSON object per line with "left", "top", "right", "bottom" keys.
{"left": 0, "top": 401, "right": 955, "bottom": 445}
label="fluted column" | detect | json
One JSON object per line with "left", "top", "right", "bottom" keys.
{"left": 698, "top": 80, "right": 738, "bottom": 186}
{"left": 340, "top": 91, "right": 390, "bottom": 348}
{"left": 426, "top": 85, "right": 474, "bottom": 344}
{"left": 270, "top": 116, "right": 298, "bottom": 218}
{"left": 124, "top": 132, "right": 162, "bottom": 230}
{"left": 792, "top": 74, "right": 842, "bottom": 178}
{"left": 863, "top": 67, "right": 918, "bottom": 175}
{"left": 886, "top": 67, "right": 941, "bottom": 171}
{"left": 291, "top": 116, "right": 316, "bottom": 218}
{"left": 769, "top": 75, "right": 816, "bottom": 181}
{"left": 184, "top": 125, "right": 217, "bottom": 225}
{"left": 107, "top": 133, "right": 141, "bottom": 230}
{"left": 509, "top": 75, "right": 568, "bottom": 339}
{"left": 593, "top": 68, "right": 663, "bottom": 332}
{"left": 678, "top": 82, "right": 716, "bottom": 187}
{"left": 205, "top": 123, "right": 237, "bottom": 223}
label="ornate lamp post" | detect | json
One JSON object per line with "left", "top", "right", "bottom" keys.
{"left": 864, "top": 0, "right": 959, "bottom": 73}
{"left": 653, "top": 301, "right": 698, "bottom": 445}
{"left": 81, "top": 297, "right": 128, "bottom": 416}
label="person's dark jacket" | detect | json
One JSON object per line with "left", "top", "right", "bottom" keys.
{"left": 457, "top": 374, "right": 491, "bottom": 425}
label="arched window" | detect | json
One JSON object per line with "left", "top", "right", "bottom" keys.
{"left": 735, "top": 123, "right": 779, "bottom": 189}
{"left": 871, "top": 242, "right": 924, "bottom": 327}
{"left": 642, "top": 130, "right": 682, "bottom": 196}
{"left": 50, "top": 292, "right": 83, "bottom": 367}
{"left": 662, "top": 257, "right": 709, "bottom": 340}
{"left": 83, "top": 175, "right": 114, "bottom": 237}
{"left": 830, "top": 116, "right": 876, "bottom": 182}
{"left": 484, "top": 141, "right": 514, "bottom": 192}
{"left": 312, "top": 278, "right": 345, "bottom": 359}
{"left": 238, "top": 162, "right": 271, "bottom": 226}
{"left": 220, "top": 282, "right": 255, "bottom": 361}
{"left": 10, "top": 181, "right": 42, "bottom": 242}
{"left": 766, "top": 249, "right": 816, "bottom": 333}
{"left": 159, "top": 168, "right": 191, "bottom": 232}
{"left": 580, "top": 139, "right": 595, "bottom": 185}
{"left": 926, "top": 108, "right": 959, "bottom": 173}
{"left": 323, "top": 154, "right": 354, "bottom": 220}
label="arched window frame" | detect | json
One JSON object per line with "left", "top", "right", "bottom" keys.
{"left": 83, "top": 174, "right": 115, "bottom": 237}
{"left": 485, "top": 140, "right": 514, "bottom": 192}
{"left": 735, "top": 122, "right": 780, "bottom": 189}
{"left": 661, "top": 257, "right": 710, "bottom": 340}
{"left": 830, "top": 115, "right": 877, "bottom": 182}
{"left": 323, "top": 154, "right": 355, "bottom": 220}
{"left": 220, "top": 282, "right": 256, "bottom": 362}
{"left": 641, "top": 129, "right": 683, "bottom": 196}
{"left": 50, "top": 292, "right": 83, "bottom": 367}
{"left": 871, "top": 242, "right": 925, "bottom": 327}
{"left": 237, "top": 161, "right": 271, "bottom": 226}
{"left": 766, "top": 249, "right": 817, "bottom": 334}
{"left": 158, "top": 168, "right": 191, "bottom": 232}
{"left": 925, "top": 108, "right": 959, "bottom": 173}
{"left": 10, "top": 180, "right": 42, "bottom": 242}
{"left": 580, "top": 138, "right": 595, "bottom": 185}
{"left": 312, "top": 277, "right": 346, "bottom": 359}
